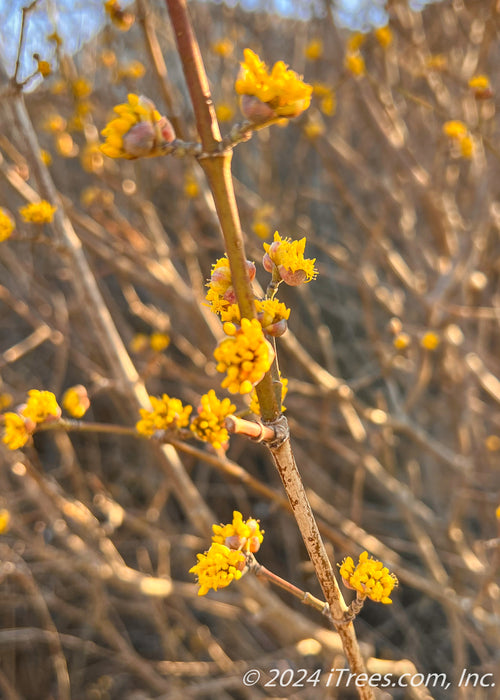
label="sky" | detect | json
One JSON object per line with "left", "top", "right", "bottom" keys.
{"left": 0, "top": 0, "right": 437, "bottom": 82}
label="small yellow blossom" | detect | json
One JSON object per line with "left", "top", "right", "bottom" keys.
{"left": 345, "top": 52, "right": 366, "bottom": 77}
{"left": 1, "top": 412, "right": 31, "bottom": 450}
{"left": 215, "top": 103, "right": 235, "bottom": 122}
{"left": 104, "top": 0, "right": 134, "bottom": 31}
{"left": 485, "top": 435, "right": 500, "bottom": 452}
{"left": 250, "top": 375, "right": 288, "bottom": 415}
{"left": 100, "top": 93, "right": 175, "bottom": 159}
{"left": 119, "top": 60, "right": 146, "bottom": 80}
{"left": 72, "top": 77, "right": 92, "bottom": 99}
{"left": 347, "top": 32, "right": 366, "bottom": 52}
{"left": 136, "top": 394, "right": 192, "bottom": 437}
{"left": 496, "top": 505, "right": 500, "bottom": 519}
{"left": 190, "top": 542, "right": 245, "bottom": 596}
{"left": 320, "top": 92, "right": 336, "bottom": 116}
{"left": 252, "top": 219, "right": 272, "bottom": 239}
{"left": 305, "top": 39, "right": 323, "bottom": 61}
{"left": 214, "top": 318, "right": 275, "bottom": 394}
{"left": 206, "top": 256, "right": 234, "bottom": 316}
{"left": 468, "top": 74, "right": 491, "bottom": 99}
{"left": 375, "top": 26, "right": 393, "bottom": 48}
{"left": 0, "top": 208, "right": 15, "bottom": 242}
{"left": 212, "top": 510, "right": 264, "bottom": 553}
{"left": 420, "top": 331, "right": 440, "bottom": 351}
{"left": 235, "top": 49, "right": 312, "bottom": 119}
{"left": 0, "top": 509, "right": 10, "bottom": 533}
{"left": 443, "top": 120, "right": 468, "bottom": 140}
{"left": 459, "top": 135, "right": 474, "bottom": 159}
{"left": 150, "top": 332, "right": 170, "bottom": 353}
{"left": 263, "top": 231, "right": 317, "bottom": 285}
{"left": 43, "top": 114, "right": 66, "bottom": 133}
{"left": 37, "top": 59, "right": 51, "bottom": 77}
{"left": 80, "top": 143, "right": 103, "bottom": 172}
{"left": 190, "top": 390, "right": 235, "bottom": 450}
{"left": 19, "top": 201, "right": 57, "bottom": 224}
{"left": 56, "top": 132, "right": 77, "bottom": 158}
{"left": 129, "top": 333, "right": 149, "bottom": 353}
{"left": 339, "top": 551, "right": 398, "bottom": 604}
{"left": 0, "top": 393, "right": 13, "bottom": 410}
{"left": 100, "top": 49, "right": 117, "bottom": 67}
{"left": 62, "top": 385, "right": 90, "bottom": 418}
{"left": 184, "top": 172, "right": 200, "bottom": 199}
{"left": 40, "top": 150, "right": 52, "bottom": 166}
{"left": 255, "top": 298, "right": 290, "bottom": 330}
{"left": 212, "top": 38, "right": 234, "bottom": 57}
{"left": 22, "top": 390, "right": 61, "bottom": 423}
{"left": 393, "top": 332, "right": 411, "bottom": 350}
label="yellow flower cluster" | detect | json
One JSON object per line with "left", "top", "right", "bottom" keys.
{"left": 255, "top": 299, "right": 290, "bottom": 330}
{"left": 190, "top": 390, "right": 235, "bottom": 450}
{"left": 23, "top": 390, "right": 61, "bottom": 423}
{"left": 250, "top": 375, "right": 288, "bottom": 416}
{"left": 215, "top": 102, "right": 235, "bottom": 123}
{"left": 211, "top": 38, "right": 234, "bottom": 57}
{"left": 420, "top": 331, "right": 440, "bottom": 351}
{"left": 2, "top": 413, "right": 31, "bottom": 450}
{"left": 189, "top": 542, "right": 245, "bottom": 596}
{"left": 100, "top": 93, "right": 175, "bottom": 159}
{"left": 0, "top": 208, "right": 15, "bottom": 242}
{"left": 19, "top": 201, "right": 57, "bottom": 224}
{"left": 1, "top": 390, "right": 62, "bottom": 450}
{"left": 339, "top": 551, "right": 398, "bottom": 604}
{"left": 344, "top": 52, "right": 366, "bottom": 77}
{"left": 136, "top": 394, "right": 192, "bottom": 437}
{"left": 62, "top": 385, "right": 90, "bottom": 418}
{"left": 37, "top": 59, "right": 51, "bottom": 77}
{"left": 442, "top": 120, "right": 474, "bottom": 159}
{"left": 263, "top": 231, "right": 317, "bottom": 285}
{"left": 212, "top": 510, "right": 264, "bottom": 553}
{"left": 104, "top": 0, "right": 134, "bottom": 31}
{"left": 214, "top": 318, "right": 275, "bottom": 394}
{"left": 235, "top": 49, "right": 312, "bottom": 119}
{"left": 468, "top": 74, "right": 492, "bottom": 99}
{"left": 375, "top": 26, "right": 393, "bottom": 48}
{"left": 305, "top": 39, "right": 323, "bottom": 61}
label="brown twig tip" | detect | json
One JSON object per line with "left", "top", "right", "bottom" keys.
{"left": 224, "top": 415, "right": 275, "bottom": 442}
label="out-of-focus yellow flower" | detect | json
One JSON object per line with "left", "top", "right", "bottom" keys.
{"left": 40, "top": 150, "right": 52, "bottom": 166}
{"left": 0, "top": 393, "right": 13, "bottom": 410}
{"left": 1, "top": 413, "right": 31, "bottom": 450}
{"left": 184, "top": 172, "right": 200, "bottom": 199}
{"left": 81, "top": 187, "right": 114, "bottom": 209}
{"left": 72, "top": 77, "right": 92, "bottom": 99}
{"left": 304, "top": 117, "right": 326, "bottom": 140}
{"left": 0, "top": 509, "right": 10, "bottom": 533}
{"left": 136, "top": 394, "right": 192, "bottom": 437}
{"left": 305, "top": 39, "right": 323, "bottom": 61}
{"left": 62, "top": 385, "right": 90, "bottom": 418}
{"left": 190, "top": 390, "right": 235, "bottom": 450}
{"left": 215, "top": 103, "right": 235, "bottom": 122}
{"left": 468, "top": 74, "right": 491, "bottom": 98}
{"left": 345, "top": 52, "right": 366, "bottom": 77}
{"left": 459, "top": 135, "right": 474, "bottom": 159}
{"left": 250, "top": 375, "right": 288, "bottom": 415}
{"left": 19, "top": 201, "right": 57, "bottom": 224}
{"left": 150, "top": 332, "right": 170, "bottom": 352}
{"left": 22, "top": 390, "right": 61, "bottom": 423}
{"left": 80, "top": 143, "right": 104, "bottom": 172}
{"left": 496, "top": 505, "right": 500, "bottom": 519}
{"left": 37, "top": 60, "right": 51, "bottom": 77}
{"left": 56, "top": 132, "right": 78, "bottom": 157}
{"left": 100, "top": 49, "right": 117, "bottom": 67}
{"left": 190, "top": 542, "right": 245, "bottom": 596}
{"left": 104, "top": 0, "right": 134, "bottom": 31}
{"left": 0, "top": 208, "right": 15, "bottom": 242}
{"left": 100, "top": 93, "right": 175, "bottom": 159}
{"left": 485, "top": 435, "right": 500, "bottom": 452}
{"left": 320, "top": 92, "right": 336, "bottom": 116}
{"left": 211, "top": 38, "right": 234, "bottom": 57}
{"left": 50, "top": 79, "right": 67, "bottom": 95}
{"left": 393, "top": 332, "right": 411, "bottom": 350}
{"left": 426, "top": 54, "right": 447, "bottom": 71}
{"left": 212, "top": 510, "right": 264, "bottom": 553}
{"left": 119, "top": 60, "right": 146, "bottom": 80}
{"left": 375, "top": 26, "right": 393, "bottom": 48}
{"left": 443, "top": 120, "right": 467, "bottom": 139}
{"left": 252, "top": 219, "right": 272, "bottom": 239}
{"left": 214, "top": 318, "right": 275, "bottom": 394}
{"left": 263, "top": 231, "right": 317, "bottom": 285}
{"left": 347, "top": 32, "right": 366, "bottom": 52}
{"left": 235, "top": 49, "right": 312, "bottom": 120}
{"left": 339, "top": 551, "right": 398, "bottom": 604}
{"left": 43, "top": 114, "right": 66, "bottom": 132}
{"left": 420, "top": 331, "right": 440, "bottom": 351}
{"left": 129, "top": 333, "right": 149, "bottom": 353}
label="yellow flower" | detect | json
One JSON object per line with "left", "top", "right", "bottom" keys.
{"left": 496, "top": 505, "right": 500, "bottom": 519}
{"left": 459, "top": 135, "right": 474, "bottom": 159}
{"left": 100, "top": 49, "right": 117, "bottom": 67}
{"left": 40, "top": 150, "right": 52, "bottom": 166}
{"left": 263, "top": 231, "right": 317, "bottom": 285}
{"left": 19, "top": 201, "right": 57, "bottom": 224}
{"left": 72, "top": 77, "right": 92, "bottom": 99}
{"left": 320, "top": 92, "right": 336, "bottom": 116}
{"left": 56, "top": 132, "right": 77, "bottom": 158}
{"left": 215, "top": 102, "right": 235, "bottom": 122}
{"left": 37, "top": 60, "right": 51, "bottom": 77}
{"left": 104, "top": 0, "right": 134, "bottom": 31}
{"left": 443, "top": 120, "right": 467, "bottom": 139}
{"left": 184, "top": 172, "right": 200, "bottom": 199}
{"left": 62, "top": 385, "right": 90, "bottom": 418}
{"left": 339, "top": 551, "right": 398, "bottom": 604}
{"left": 0, "top": 509, "right": 10, "bottom": 533}
{"left": 393, "top": 332, "right": 411, "bottom": 350}
{"left": 100, "top": 93, "right": 175, "bottom": 159}
{"left": 0, "top": 393, "right": 13, "bottom": 410}
{"left": 426, "top": 54, "right": 447, "bottom": 71}
{"left": 1, "top": 412, "right": 31, "bottom": 450}
{"left": 150, "top": 332, "right": 170, "bottom": 353}
{"left": 345, "top": 52, "right": 366, "bottom": 77}
{"left": 129, "top": 333, "right": 149, "bottom": 353}
{"left": 305, "top": 39, "right": 323, "bottom": 61}
{"left": 212, "top": 510, "right": 264, "bottom": 553}
{"left": 190, "top": 390, "right": 235, "bottom": 450}
{"left": 468, "top": 74, "right": 491, "bottom": 98}
{"left": 347, "top": 32, "right": 366, "bottom": 52}
{"left": 189, "top": 542, "right": 245, "bottom": 596}
{"left": 119, "top": 60, "right": 146, "bottom": 80}
{"left": 0, "top": 208, "right": 15, "bottom": 242}
{"left": 43, "top": 114, "right": 66, "bottom": 132}
{"left": 206, "top": 256, "right": 234, "bottom": 315}
{"left": 485, "top": 435, "right": 500, "bottom": 452}
{"left": 80, "top": 143, "right": 103, "bottom": 172}
{"left": 22, "top": 390, "right": 61, "bottom": 423}
{"left": 252, "top": 219, "right": 272, "bottom": 239}
{"left": 136, "top": 394, "right": 192, "bottom": 437}
{"left": 235, "top": 49, "right": 312, "bottom": 119}
{"left": 250, "top": 375, "right": 288, "bottom": 416}
{"left": 420, "top": 331, "right": 440, "bottom": 351}
{"left": 375, "top": 26, "right": 393, "bottom": 48}
{"left": 212, "top": 38, "right": 234, "bottom": 57}
{"left": 214, "top": 318, "right": 275, "bottom": 394}
{"left": 255, "top": 298, "right": 290, "bottom": 330}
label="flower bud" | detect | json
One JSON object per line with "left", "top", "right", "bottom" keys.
{"left": 15, "top": 406, "right": 36, "bottom": 433}
{"left": 278, "top": 265, "right": 307, "bottom": 286}
{"left": 239, "top": 94, "right": 276, "bottom": 124}
{"left": 223, "top": 287, "right": 237, "bottom": 305}
{"left": 262, "top": 252, "right": 274, "bottom": 273}
{"left": 248, "top": 536, "right": 262, "bottom": 553}
{"left": 156, "top": 116, "right": 176, "bottom": 145}
{"left": 210, "top": 266, "right": 232, "bottom": 290}
{"left": 123, "top": 122, "right": 155, "bottom": 157}
{"left": 262, "top": 319, "right": 288, "bottom": 337}
{"left": 246, "top": 260, "right": 256, "bottom": 281}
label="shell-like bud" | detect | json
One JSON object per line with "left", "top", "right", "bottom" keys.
{"left": 246, "top": 260, "right": 256, "bottom": 281}
{"left": 262, "top": 318, "right": 288, "bottom": 337}
{"left": 240, "top": 94, "right": 276, "bottom": 124}
{"left": 278, "top": 265, "right": 307, "bottom": 286}
{"left": 262, "top": 252, "right": 274, "bottom": 273}
{"left": 123, "top": 121, "right": 156, "bottom": 157}
{"left": 223, "top": 287, "right": 237, "bottom": 304}
{"left": 156, "top": 116, "right": 176, "bottom": 145}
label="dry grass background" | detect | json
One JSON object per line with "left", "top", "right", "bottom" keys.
{"left": 0, "top": 0, "right": 499, "bottom": 698}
